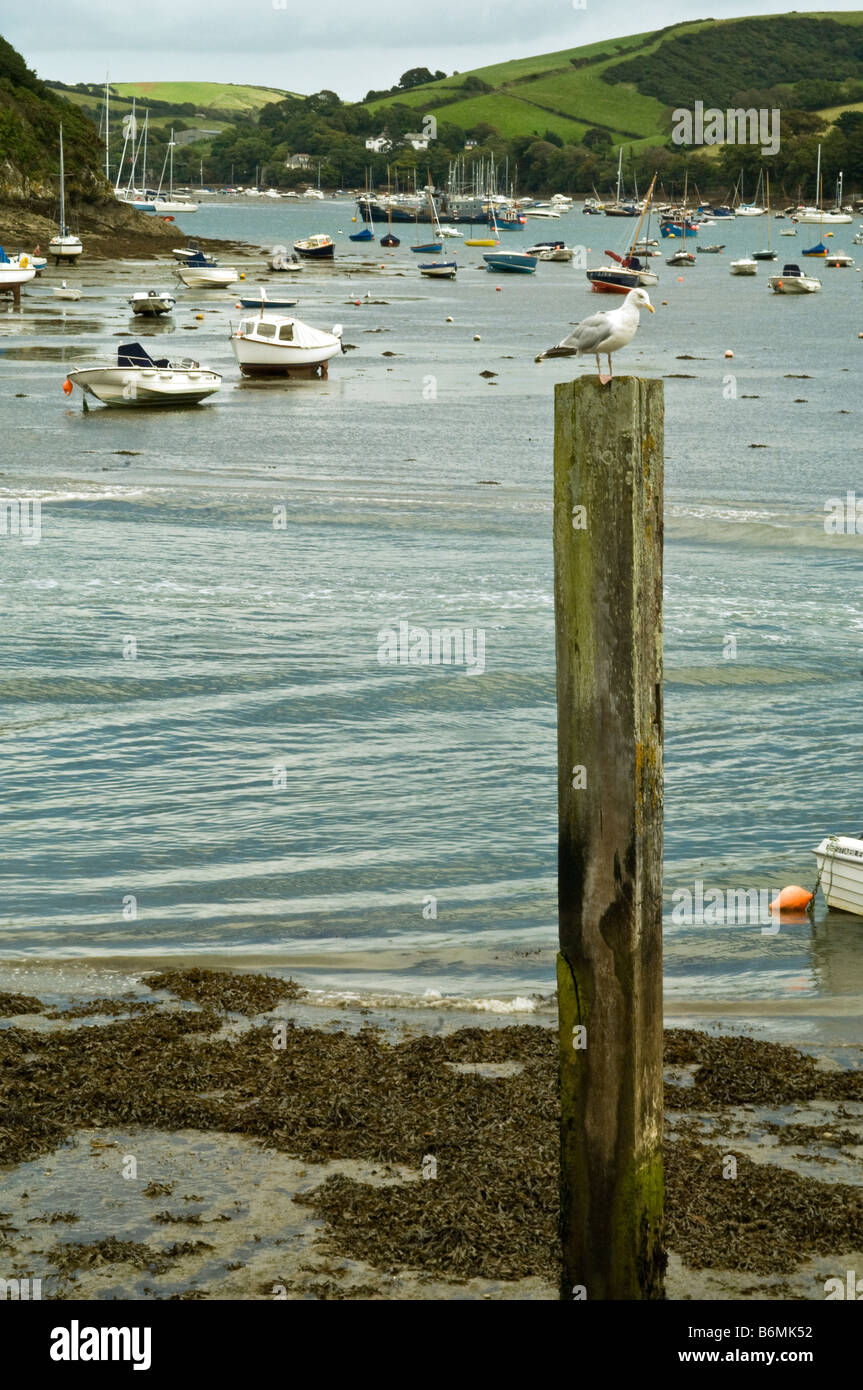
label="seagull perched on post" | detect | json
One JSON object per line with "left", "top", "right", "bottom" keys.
{"left": 535, "top": 287, "right": 654, "bottom": 383}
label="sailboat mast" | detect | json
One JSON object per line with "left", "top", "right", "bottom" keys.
{"left": 616, "top": 146, "right": 622, "bottom": 204}
{"left": 59, "top": 124, "right": 66, "bottom": 235}
{"left": 169, "top": 129, "right": 174, "bottom": 198}
{"left": 105, "top": 74, "right": 110, "bottom": 182}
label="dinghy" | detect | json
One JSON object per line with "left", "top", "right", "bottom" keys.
{"left": 419, "top": 261, "right": 457, "bottom": 279}
{"left": 65, "top": 342, "right": 221, "bottom": 406}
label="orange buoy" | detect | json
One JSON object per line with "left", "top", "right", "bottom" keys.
{"left": 770, "top": 885, "right": 814, "bottom": 912}
{"left": 62, "top": 379, "right": 73, "bottom": 396}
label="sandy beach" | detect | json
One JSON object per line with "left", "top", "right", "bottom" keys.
{"left": 1, "top": 967, "right": 862, "bottom": 1301}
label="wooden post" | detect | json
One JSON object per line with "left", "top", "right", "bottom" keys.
{"left": 553, "top": 375, "right": 665, "bottom": 1300}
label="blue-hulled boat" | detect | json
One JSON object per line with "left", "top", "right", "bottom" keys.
{"left": 419, "top": 260, "right": 457, "bottom": 279}
{"left": 482, "top": 250, "right": 537, "bottom": 274}
{"left": 349, "top": 227, "right": 374, "bottom": 242}
{"left": 802, "top": 240, "right": 827, "bottom": 257}
{"left": 240, "top": 295, "right": 298, "bottom": 308}
{"left": 411, "top": 241, "right": 442, "bottom": 254}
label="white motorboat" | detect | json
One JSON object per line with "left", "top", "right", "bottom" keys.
{"left": 65, "top": 341, "right": 221, "bottom": 407}
{"left": 152, "top": 198, "right": 198, "bottom": 215}
{"left": 526, "top": 240, "right": 574, "bottom": 262}
{"left": 293, "top": 234, "right": 335, "bottom": 260}
{"left": 230, "top": 310, "right": 343, "bottom": 376}
{"left": 854, "top": 228, "right": 863, "bottom": 245}
{"left": 0, "top": 246, "right": 36, "bottom": 290}
{"left": 767, "top": 262, "right": 821, "bottom": 293}
{"left": 177, "top": 252, "right": 238, "bottom": 288}
{"left": 49, "top": 125, "right": 83, "bottom": 265}
{"left": 824, "top": 250, "right": 854, "bottom": 268}
{"left": 524, "top": 206, "right": 561, "bottom": 218}
{"left": 780, "top": 228, "right": 798, "bottom": 237}
{"left": 735, "top": 204, "right": 765, "bottom": 217}
{"left": 439, "top": 225, "right": 463, "bottom": 238}
{"left": 54, "top": 281, "right": 81, "bottom": 301}
{"left": 129, "top": 289, "right": 176, "bottom": 316}
{"left": 268, "top": 245, "right": 303, "bottom": 271}
{"left": 813, "top": 835, "right": 863, "bottom": 914}
{"left": 730, "top": 258, "right": 758, "bottom": 275}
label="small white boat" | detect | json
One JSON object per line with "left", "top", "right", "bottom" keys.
{"left": 730, "top": 258, "right": 758, "bottom": 275}
{"left": 439, "top": 225, "right": 463, "bottom": 238}
{"left": 853, "top": 228, "right": 863, "bottom": 245}
{"left": 735, "top": 204, "right": 765, "bottom": 217}
{"left": 54, "top": 280, "right": 81, "bottom": 301}
{"left": 825, "top": 250, "right": 854, "bottom": 268}
{"left": 152, "top": 198, "right": 198, "bottom": 215}
{"left": 129, "top": 289, "right": 176, "bottom": 316}
{"left": 524, "top": 206, "right": 561, "bottom": 219}
{"left": 65, "top": 341, "right": 221, "bottom": 407}
{"left": 526, "top": 240, "right": 574, "bottom": 262}
{"left": 230, "top": 310, "right": 343, "bottom": 376}
{"left": 177, "top": 252, "right": 238, "bottom": 288}
{"left": 780, "top": 228, "right": 798, "bottom": 237}
{"left": 768, "top": 262, "right": 821, "bottom": 293}
{"left": 0, "top": 247, "right": 36, "bottom": 290}
{"left": 268, "top": 245, "right": 303, "bottom": 271}
{"left": 813, "top": 836, "right": 863, "bottom": 915}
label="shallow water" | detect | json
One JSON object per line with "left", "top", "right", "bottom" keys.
{"left": 2, "top": 199, "right": 863, "bottom": 1035}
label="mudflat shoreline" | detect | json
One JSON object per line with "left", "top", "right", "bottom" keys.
{"left": 2, "top": 967, "right": 862, "bottom": 1300}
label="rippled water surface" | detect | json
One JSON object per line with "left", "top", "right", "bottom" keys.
{"left": 2, "top": 200, "right": 862, "bottom": 1031}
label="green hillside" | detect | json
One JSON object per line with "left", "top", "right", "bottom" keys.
{"left": 360, "top": 13, "right": 863, "bottom": 145}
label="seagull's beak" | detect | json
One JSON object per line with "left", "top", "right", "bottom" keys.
{"left": 646, "top": 304, "right": 655, "bottom": 314}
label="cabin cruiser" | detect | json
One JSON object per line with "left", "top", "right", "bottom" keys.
{"left": 730, "top": 258, "right": 758, "bottom": 275}
{"left": 65, "top": 342, "right": 221, "bottom": 406}
{"left": 230, "top": 311, "right": 343, "bottom": 375}
{"left": 767, "top": 263, "right": 821, "bottom": 293}
{"left": 293, "top": 234, "right": 335, "bottom": 259}
{"left": 526, "top": 240, "right": 574, "bottom": 262}
{"left": 129, "top": 290, "right": 176, "bottom": 316}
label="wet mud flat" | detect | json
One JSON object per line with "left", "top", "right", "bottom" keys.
{"left": 2, "top": 969, "right": 863, "bottom": 1300}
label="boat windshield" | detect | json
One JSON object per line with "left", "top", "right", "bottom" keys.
{"left": 278, "top": 323, "right": 294, "bottom": 341}
{"left": 256, "top": 322, "right": 277, "bottom": 338}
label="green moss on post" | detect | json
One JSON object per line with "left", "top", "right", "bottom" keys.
{"left": 554, "top": 376, "right": 666, "bottom": 1300}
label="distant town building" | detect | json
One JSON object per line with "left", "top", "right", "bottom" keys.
{"left": 285, "top": 153, "right": 312, "bottom": 168}
{"left": 464, "top": 139, "right": 478, "bottom": 150}
{"left": 364, "top": 135, "right": 392, "bottom": 154}
{"left": 403, "top": 133, "right": 429, "bottom": 150}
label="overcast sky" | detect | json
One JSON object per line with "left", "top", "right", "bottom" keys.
{"left": 7, "top": 1, "right": 863, "bottom": 100}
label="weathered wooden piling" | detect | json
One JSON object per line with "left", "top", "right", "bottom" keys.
{"left": 553, "top": 375, "right": 665, "bottom": 1300}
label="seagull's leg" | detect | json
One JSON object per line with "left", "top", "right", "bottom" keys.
{"left": 607, "top": 354, "right": 614, "bottom": 379}
{"left": 597, "top": 351, "right": 611, "bottom": 386}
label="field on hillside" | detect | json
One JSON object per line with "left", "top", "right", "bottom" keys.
{"left": 112, "top": 82, "right": 293, "bottom": 110}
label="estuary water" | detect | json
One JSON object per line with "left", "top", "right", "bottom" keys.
{"left": 2, "top": 198, "right": 863, "bottom": 1038}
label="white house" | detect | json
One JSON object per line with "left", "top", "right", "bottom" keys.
{"left": 364, "top": 135, "right": 392, "bottom": 153}
{"left": 285, "top": 153, "right": 312, "bottom": 168}
{"left": 403, "top": 133, "right": 429, "bottom": 150}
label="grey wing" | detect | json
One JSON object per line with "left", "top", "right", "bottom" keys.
{"left": 539, "top": 311, "right": 612, "bottom": 359}
{"left": 565, "top": 311, "right": 614, "bottom": 355}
